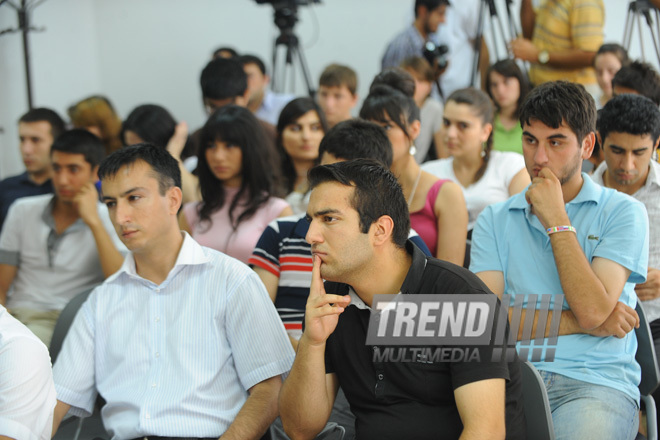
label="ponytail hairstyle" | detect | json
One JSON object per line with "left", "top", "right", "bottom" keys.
{"left": 446, "top": 88, "right": 495, "bottom": 182}
{"left": 360, "top": 68, "right": 420, "bottom": 141}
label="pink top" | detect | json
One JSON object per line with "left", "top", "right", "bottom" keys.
{"left": 409, "top": 179, "right": 448, "bottom": 257}
{"left": 183, "top": 187, "right": 289, "bottom": 264}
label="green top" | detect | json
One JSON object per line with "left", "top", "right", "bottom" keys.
{"left": 492, "top": 114, "right": 523, "bottom": 155}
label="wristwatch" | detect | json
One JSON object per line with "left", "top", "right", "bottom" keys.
{"left": 538, "top": 50, "right": 550, "bottom": 64}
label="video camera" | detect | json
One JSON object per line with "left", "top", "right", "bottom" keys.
{"left": 423, "top": 41, "right": 449, "bottom": 70}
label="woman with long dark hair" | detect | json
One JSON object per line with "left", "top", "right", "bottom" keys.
{"left": 277, "top": 98, "right": 328, "bottom": 215}
{"left": 485, "top": 59, "right": 531, "bottom": 155}
{"left": 180, "top": 105, "right": 291, "bottom": 263}
{"left": 360, "top": 73, "right": 468, "bottom": 266}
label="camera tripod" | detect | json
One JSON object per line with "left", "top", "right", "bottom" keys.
{"left": 470, "top": 0, "right": 526, "bottom": 87}
{"left": 623, "top": 0, "right": 660, "bottom": 65}
{"left": 270, "top": 6, "right": 316, "bottom": 98}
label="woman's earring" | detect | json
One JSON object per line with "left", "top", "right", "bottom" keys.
{"left": 481, "top": 142, "right": 487, "bottom": 158}
{"left": 409, "top": 145, "right": 417, "bottom": 156}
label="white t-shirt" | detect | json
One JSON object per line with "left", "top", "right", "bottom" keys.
{"left": 422, "top": 151, "right": 525, "bottom": 230}
{"left": 0, "top": 306, "right": 56, "bottom": 439}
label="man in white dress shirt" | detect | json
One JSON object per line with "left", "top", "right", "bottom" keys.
{"left": 51, "top": 144, "right": 294, "bottom": 439}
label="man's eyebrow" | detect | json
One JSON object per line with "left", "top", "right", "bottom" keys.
{"left": 522, "top": 131, "right": 537, "bottom": 139}
{"left": 547, "top": 134, "right": 568, "bottom": 140}
{"left": 311, "top": 209, "right": 342, "bottom": 217}
{"left": 102, "top": 187, "right": 147, "bottom": 201}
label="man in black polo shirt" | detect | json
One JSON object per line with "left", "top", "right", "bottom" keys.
{"left": 279, "top": 159, "right": 525, "bottom": 440}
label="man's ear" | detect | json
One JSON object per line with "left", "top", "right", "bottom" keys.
{"left": 350, "top": 93, "right": 359, "bottom": 109}
{"left": 581, "top": 132, "right": 596, "bottom": 160}
{"left": 91, "top": 165, "right": 100, "bottom": 182}
{"left": 167, "top": 186, "right": 183, "bottom": 215}
{"left": 235, "top": 88, "right": 251, "bottom": 107}
{"left": 371, "top": 215, "right": 395, "bottom": 246}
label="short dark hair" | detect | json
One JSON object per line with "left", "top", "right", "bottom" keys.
{"left": 200, "top": 57, "right": 247, "bottom": 101}
{"left": 212, "top": 46, "right": 238, "bottom": 59}
{"left": 308, "top": 159, "right": 410, "bottom": 249}
{"left": 98, "top": 143, "right": 181, "bottom": 195}
{"left": 612, "top": 60, "right": 660, "bottom": 106}
{"left": 414, "top": 0, "right": 450, "bottom": 17}
{"left": 51, "top": 129, "right": 106, "bottom": 169}
{"left": 121, "top": 104, "right": 176, "bottom": 148}
{"left": 519, "top": 81, "right": 596, "bottom": 143}
{"left": 318, "top": 119, "right": 393, "bottom": 167}
{"left": 597, "top": 94, "right": 660, "bottom": 144}
{"left": 319, "top": 64, "right": 358, "bottom": 95}
{"left": 19, "top": 107, "right": 66, "bottom": 140}
{"left": 239, "top": 54, "right": 267, "bottom": 75}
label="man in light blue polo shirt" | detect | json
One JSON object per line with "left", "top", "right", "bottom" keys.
{"left": 471, "top": 81, "right": 649, "bottom": 440}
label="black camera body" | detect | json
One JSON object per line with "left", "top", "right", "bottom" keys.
{"left": 423, "top": 41, "right": 449, "bottom": 70}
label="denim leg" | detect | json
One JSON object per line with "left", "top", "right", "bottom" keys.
{"left": 539, "top": 371, "right": 639, "bottom": 440}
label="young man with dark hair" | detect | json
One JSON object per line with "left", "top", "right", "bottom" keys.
{"left": 0, "top": 108, "right": 66, "bottom": 232}
{"left": 52, "top": 143, "right": 294, "bottom": 438}
{"left": 186, "top": 57, "right": 277, "bottom": 162}
{"left": 0, "top": 129, "right": 124, "bottom": 346}
{"left": 317, "top": 63, "right": 359, "bottom": 128}
{"left": 239, "top": 54, "right": 294, "bottom": 125}
{"left": 279, "top": 158, "right": 525, "bottom": 440}
{"left": 591, "top": 94, "right": 660, "bottom": 430}
{"left": 471, "top": 81, "right": 649, "bottom": 439}
{"left": 612, "top": 60, "right": 660, "bottom": 106}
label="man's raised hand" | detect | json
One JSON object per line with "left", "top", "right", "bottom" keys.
{"left": 301, "top": 255, "right": 350, "bottom": 347}
{"left": 525, "top": 167, "right": 569, "bottom": 229}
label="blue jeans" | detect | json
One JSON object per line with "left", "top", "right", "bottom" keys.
{"left": 539, "top": 371, "right": 639, "bottom": 440}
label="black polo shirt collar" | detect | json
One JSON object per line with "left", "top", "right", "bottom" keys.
{"left": 399, "top": 239, "right": 428, "bottom": 296}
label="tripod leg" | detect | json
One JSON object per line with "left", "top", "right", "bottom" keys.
{"left": 638, "top": 10, "right": 647, "bottom": 60}
{"left": 293, "top": 40, "right": 316, "bottom": 98}
{"left": 623, "top": 3, "right": 633, "bottom": 50}
{"left": 471, "top": 0, "right": 486, "bottom": 87}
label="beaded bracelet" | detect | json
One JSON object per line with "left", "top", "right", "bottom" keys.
{"left": 546, "top": 225, "right": 576, "bottom": 235}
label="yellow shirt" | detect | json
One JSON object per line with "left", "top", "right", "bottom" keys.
{"left": 530, "top": 0, "right": 605, "bottom": 86}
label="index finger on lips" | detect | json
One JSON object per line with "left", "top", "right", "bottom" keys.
{"left": 310, "top": 254, "right": 325, "bottom": 298}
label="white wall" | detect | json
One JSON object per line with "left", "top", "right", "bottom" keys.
{"left": 0, "top": 0, "right": 657, "bottom": 179}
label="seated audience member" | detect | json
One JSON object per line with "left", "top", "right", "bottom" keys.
{"left": 277, "top": 98, "right": 328, "bottom": 215}
{"left": 239, "top": 54, "right": 295, "bottom": 126}
{"left": 52, "top": 144, "right": 294, "bottom": 438}
{"left": 471, "top": 81, "right": 649, "bottom": 440}
{"left": 212, "top": 46, "right": 238, "bottom": 59}
{"left": 591, "top": 93, "right": 660, "bottom": 428}
{"left": 0, "top": 130, "right": 124, "bottom": 346}
{"left": 422, "top": 88, "right": 530, "bottom": 237}
{"left": 180, "top": 105, "right": 291, "bottom": 264}
{"left": 0, "top": 108, "right": 65, "bottom": 232}
{"left": 594, "top": 43, "right": 629, "bottom": 108}
{"left": 279, "top": 159, "right": 525, "bottom": 440}
{"left": 121, "top": 104, "right": 199, "bottom": 203}
{"left": 486, "top": 59, "right": 531, "bottom": 155}
{"left": 317, "top": 63, "right": 359, "bottom": 128}
{"left": 68, "top": 95, "right": 123, "bottom": 155}
{"left": 360, "top": 75, "right": 468, "bottom": 265}
{"left": 612, "top": 60, "right": 660, "bottom": 106}
{"left": 184, "top": 57, "right": 278, "bottom": 162}
{"left": 250, "top": 119, "right": 431, "bottom": 346}
{"left": 400, "top": 56, "right": 445, "bottom": 162}
{"left": 0, "top": 304, "right": 56, "bottom": 439}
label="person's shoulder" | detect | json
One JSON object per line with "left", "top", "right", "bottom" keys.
{"left": 421, "top": 157, "right": 453, "bottom": 174}
{"left": 7, "top": 193, "right": 51, "bottom": 212}
{"left": 0, "top": 308, "right": 49, "bottom": 359}
{"left": 0, "top": 172, "right": 26, "bottom": 188}
{"left": 421, "top": 257, "right": 494, "bottom": 294}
